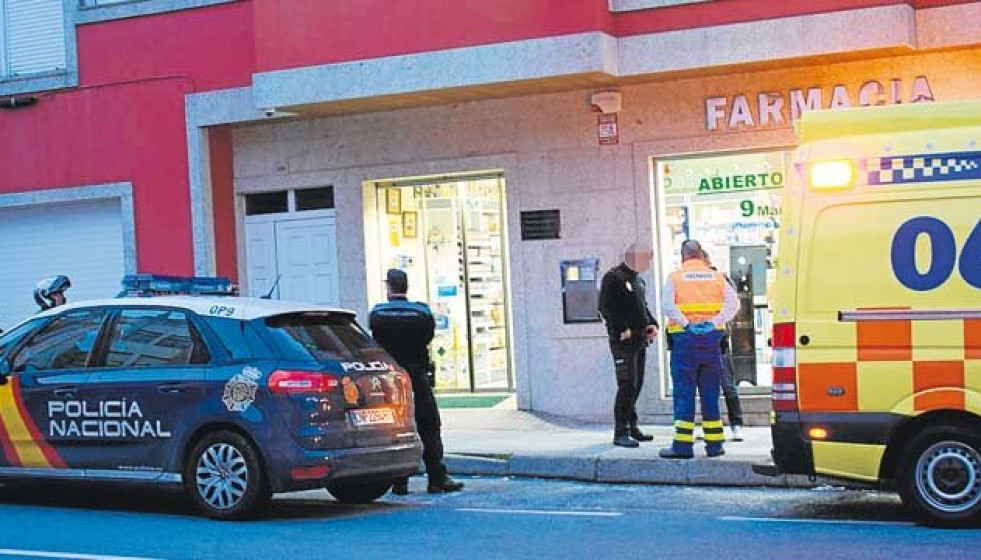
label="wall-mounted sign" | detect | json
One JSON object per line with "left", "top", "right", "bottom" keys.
{"left": 705, "top": 76, "right": 935, "bottom": 131}
{"left": 660, "top": 151, "right": 790, "bottom": 196}
{"left": 597, "top": 113, "right": 619, "bottom": 145}
{"left": 520, "top": 210, "right": 561, "bottom": 240}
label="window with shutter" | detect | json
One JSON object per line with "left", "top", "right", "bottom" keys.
{"left": 0, "top": 0, "right": 67, "bottom": 79}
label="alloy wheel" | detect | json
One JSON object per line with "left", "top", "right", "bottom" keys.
{"left": 195, "top": 443, "right": 250, "bottom": 510}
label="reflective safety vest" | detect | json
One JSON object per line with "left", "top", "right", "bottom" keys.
{"left": 666, "top": 260, "right": 727, "bottom": 333}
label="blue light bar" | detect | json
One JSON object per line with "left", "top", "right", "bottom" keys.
{"left": 119, "top": 274, "right": 237, "bottom": 297}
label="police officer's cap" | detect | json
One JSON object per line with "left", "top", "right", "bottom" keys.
{"left": 385, "top": 269, "right": 408, "bottom": 291}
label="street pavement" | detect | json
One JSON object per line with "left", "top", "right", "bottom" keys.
{"left": 440, "top": 408, "right": 847, "bottom": 488}
{"left": 0, "top": 477, "right": 978, "bottom": 559}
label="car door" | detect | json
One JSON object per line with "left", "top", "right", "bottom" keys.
{"left": 3, "top": 308, "right": 108, "bottom": 473}
{"left": 83, "top": 307, "right": 211, "bottom": 481}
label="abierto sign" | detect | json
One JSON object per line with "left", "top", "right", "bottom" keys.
{"left": 705, "top": 76, "right": 935, "bottom": 131}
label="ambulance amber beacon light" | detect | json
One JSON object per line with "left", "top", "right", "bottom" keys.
{"left": 809, "top": 160, "right": 854, "bottom": 190}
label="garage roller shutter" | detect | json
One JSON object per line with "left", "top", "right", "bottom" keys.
{"left": 0, "top": 199, "right": 125, "bottom": 329}
{"left": 3, "top": 0, "right": 66, "bottom": 77}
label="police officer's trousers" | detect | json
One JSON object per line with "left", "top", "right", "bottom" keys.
{"left": 401, "top": 366, "right": 448, "bottom": 485}
{"left": 669, "top": 330, "right": 725, "bottom": 455}
{"left": 610, "top": 340, "right": 646, "bottom": 435}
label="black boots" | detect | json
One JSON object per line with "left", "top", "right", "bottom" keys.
{"left": 428, "top": 476, "right": 465, "bottom": 494}
{"left": 658, "top": 447, "right": 694, "bottom": 459}
{"left": 613, "top": 434, "right": 640, "bottom": 447}
{"left": 613, "top": 425, "right": 653, "bottom": 447}
{"left": 629, "top": 426, "right": 654, "bottom": 442}
{"left": 392, "top": 476, "right": 465, "bottom": 495}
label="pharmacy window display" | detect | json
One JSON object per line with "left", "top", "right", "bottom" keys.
{"left": 374, "top": 177, "right": 512, "bottom": 393}
{"left": 654, "top": 150, "right": 791, "bottom": 390}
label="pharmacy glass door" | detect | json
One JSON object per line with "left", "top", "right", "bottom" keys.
{"left": 374, "top": 177, "right": 512, "bottom": 393}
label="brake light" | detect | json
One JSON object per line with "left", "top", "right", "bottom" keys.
{"left": 268, "top": 370, "right": 340, "bottom": 395}
{"left": 772, "top": 323, "right": 798, "bottom": 412}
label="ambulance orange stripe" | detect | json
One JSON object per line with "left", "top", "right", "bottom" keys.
{"left": 0, "top": 409, "right": 21, "bottom": 466}
{"left": 798, "top": 363, "right": 858, "bottom": 412}
{"left": 913, "top": 361, "right": 964, "bottom": 392}
{"left": 915, "top": 390, "right": 964, "bottom": 411}
{"left": 11, "top": 378, "right": 65, "bottom": 468}
{"left": 965, "top": 319, "right": 981, "bottom": 360}
{"left": 856, "top": 319, "right": 911, "bottom": 361}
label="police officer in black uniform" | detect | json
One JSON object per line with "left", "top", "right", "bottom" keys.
{"left": 370, "top": 269, "right": 464, "bottom": 495}
{"left": 599, "top": 244, "right": 659, "bottom": 447}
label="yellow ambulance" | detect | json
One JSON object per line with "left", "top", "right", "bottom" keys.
{"left": 754, "top": 99, "right": 981, "bottom": 527}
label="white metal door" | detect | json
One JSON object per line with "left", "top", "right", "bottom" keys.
{"left": 245, "top": 214, "right": 339, "bottom": 307}
{"left": 0, "top": 199, "right": 125, "bottom": 328}
{"left": 244, "top": 221, "right": 277, "bottom": 299}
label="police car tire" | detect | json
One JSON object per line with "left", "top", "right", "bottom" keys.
{"left": 897, "top": 426, "right": 981, "bottom": 528}
{"left": 186, "top": 430, "right": 270, "bottom": 520}
{"left": 327, "top": 480, "right": 393, "bottom": 504}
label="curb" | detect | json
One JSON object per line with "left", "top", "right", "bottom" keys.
{"left": 444, "top": 453, "right": 859, "bottom": 489}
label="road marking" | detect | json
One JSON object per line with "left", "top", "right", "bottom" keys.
{"left": 0, "top": 549, "right": 163, "bottom": 560}
{"left": 719, "top": 516, "right": 915, "bottom": 527}
{"left": 456, "top": 508, "right": 623, "bottom": 518}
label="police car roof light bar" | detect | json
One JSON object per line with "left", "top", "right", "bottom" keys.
{"left": 119, "top": 274, "right": 238, "bottom": 298}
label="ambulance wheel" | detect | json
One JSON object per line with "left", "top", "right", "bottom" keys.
{"left": 327, "top": 480, "right": 392, "bottom": 504}
{"left": 897, "top": 426, "right": 981, "bottom": 528}
{"left": 186, "top": 430, "right": 270, "bottom": 520}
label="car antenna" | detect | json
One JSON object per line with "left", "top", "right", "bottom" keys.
{"left": 261, "top": 274, "right": 282, "bottom": 300}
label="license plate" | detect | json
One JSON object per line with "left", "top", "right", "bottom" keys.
{"left": 349, "top": 408, "right": 395, "bottom": 427}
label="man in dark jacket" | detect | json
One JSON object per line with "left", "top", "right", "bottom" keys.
{"left": 598, "top": 243, "right": 659, "bottom": 447}
{"left": 370, "top": 269, "right": 464, "bottom": 495}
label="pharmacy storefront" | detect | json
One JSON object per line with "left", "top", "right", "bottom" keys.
{"left": 369, "top": 176, "right": 513, "bottom": 394}
{"left": 653, "top": 150, "right": 790, "bottom": 393}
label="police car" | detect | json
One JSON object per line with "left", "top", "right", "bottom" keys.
{"left": 0, "top": 276, "right": 422, "bottom": 519}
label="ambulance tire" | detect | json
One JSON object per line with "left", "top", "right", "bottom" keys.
{"left": 186, "top": 430, "right": 270, "bottom": 520}
{"left": 897, "top": 426, "right": 981, "bottom": 528}
{"left": 327, "top": 480, "right": 393, "bottom": 504}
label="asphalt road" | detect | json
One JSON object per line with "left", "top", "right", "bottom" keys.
{"left": 0, "top": 477, "right": 978, "bottom": 560}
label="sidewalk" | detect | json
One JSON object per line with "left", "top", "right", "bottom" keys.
{"left": 440, "top": 408, "right": 848, "bottom": 488}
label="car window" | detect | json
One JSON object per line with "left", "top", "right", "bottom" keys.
{"left": 104, "top": 309, "right": 211, "bottom": 368}
{"left": 13, "top": 310, "right": 106, "bottom": 373}
{"left": 0, "top": 319, "right": 44, "bottom": 359}
{"left": 264, "top": 313, "right": 383, "bottom": 363}
{"left": 203, "top": 317, "right": 274, "bottom": 361}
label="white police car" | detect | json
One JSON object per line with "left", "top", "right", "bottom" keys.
{"left": 0, "top": 276, "right": 422, "bottom": 519}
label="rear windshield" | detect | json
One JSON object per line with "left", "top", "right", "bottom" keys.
{"left": 264, "top": 312, "right": 386, "bottom": 363}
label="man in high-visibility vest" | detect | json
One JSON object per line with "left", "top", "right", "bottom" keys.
{"left": 659, "top": 240, "right": 739, "bottom": 459}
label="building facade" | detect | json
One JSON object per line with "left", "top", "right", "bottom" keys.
{"left": 1, "top": 0, "right": 978, "bottom": 422}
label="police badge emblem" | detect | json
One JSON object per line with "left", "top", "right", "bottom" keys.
{"left": 222, "top": 366, "right": 261, "bottom": 412}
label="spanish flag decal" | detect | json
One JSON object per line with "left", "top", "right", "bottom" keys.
{"left": 0, "top": 377, "right": 65, "bottom": 468}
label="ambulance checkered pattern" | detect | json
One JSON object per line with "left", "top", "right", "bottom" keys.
{"left": 797, "top": 315, "right": 981, "bottom": 414}
{"left": 867, "top": 152, "right": 981, "bottom": 186}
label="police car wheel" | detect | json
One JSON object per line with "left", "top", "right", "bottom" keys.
{"left": 327, "top": 480, "right": 393, "bottom": 504}
{"left": 186, "top": 431, "right": 269, "bottom": 520}
{"left": 898, "top": 426, "right": 981, "bottom": 528}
